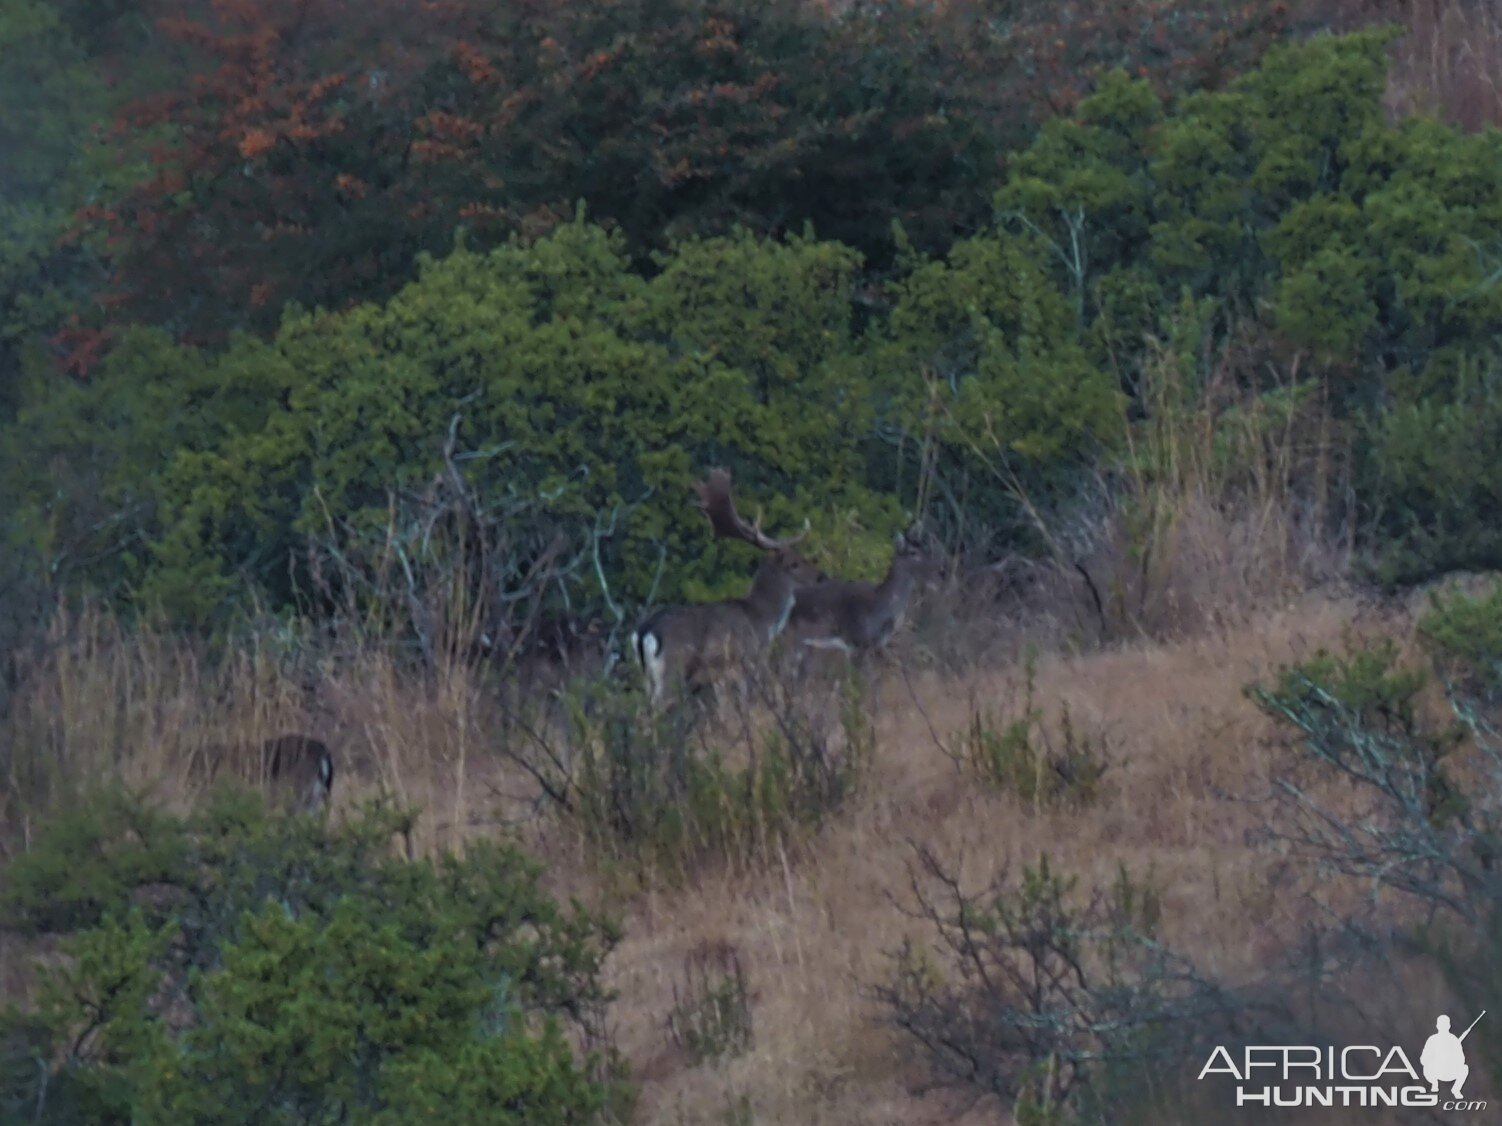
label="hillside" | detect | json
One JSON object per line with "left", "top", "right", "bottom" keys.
{"left": 6, "top": 3, "right": 1502, "bottom": 1121}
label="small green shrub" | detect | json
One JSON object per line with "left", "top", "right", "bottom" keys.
{"left": 1420, "top": 579, "right": 1502, "bottom": 699}
{"left": 957, "top": 662, "right": 1107, "bottom": 810}
{"left": 665, "top": 941, "right": 753, "bottom": 1064}
{"left": 1251, "top": 638, "right": 1472, "bottom": 831}
{"left": 1364, "top": 361, "right": 1502, "bottom": 585}
{"left": 1249, "top": 598, "right": 1502, "bottom": 1093}
{"left": 555, "top": 669, "right": 873, "bottom": 875}
{"left": 877, "top": 851, "right": 1215, "bottom": 1120}
{"left": 0, "top": 788, "right": 632, "bottom": 1124}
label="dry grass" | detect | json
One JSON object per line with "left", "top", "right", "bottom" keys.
{"left": 8, "top": 578, "right": 1477, "bottom": 1123}
{"left": 1328, "top": 0, "right": 1502, "bottom": 131}
{"left": 602, "top": 592, "right": 1372, "bottom": 1125}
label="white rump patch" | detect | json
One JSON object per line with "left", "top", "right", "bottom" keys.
{"left": 640, "top": 631, "right": 666, "bottom": 700}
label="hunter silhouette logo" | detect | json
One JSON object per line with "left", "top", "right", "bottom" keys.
{"left": 1422, "top": 1012, "right": 1484, "bottom": 1099}
{"left": 1198, "top": 1010, "right": 1489, "bottom": 1111}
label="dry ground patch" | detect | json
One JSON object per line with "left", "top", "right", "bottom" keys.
{"left": 583, "top": 590, "right": 1412, "bottom": 1124}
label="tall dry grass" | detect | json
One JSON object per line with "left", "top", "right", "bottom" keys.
{"left": 911, "top": 326, "right": 1354, "bottom": 676}
{"left": 1336, "top": 0, "right": 1502, "bottom": 130}
{"left": 0, "top": 605, "right": 532, "bottom": 862}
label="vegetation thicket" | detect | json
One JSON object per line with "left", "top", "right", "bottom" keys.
{"left": 5, "top": 2, "right": 1502, "bottom": 1121}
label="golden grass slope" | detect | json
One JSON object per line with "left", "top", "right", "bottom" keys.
{"left": 3, "top": 583, "right": 1488, "bottom": 1124}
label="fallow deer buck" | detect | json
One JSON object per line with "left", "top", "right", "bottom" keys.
{"left": 782, "top": 528, "right": 938, "bottom": 669}
{"left": 631, "top": 469, "right": 823, "bottom": 707}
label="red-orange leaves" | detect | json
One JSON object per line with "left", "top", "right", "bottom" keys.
{"left": 238, "top": 127, "right": 277, "bottom": 159}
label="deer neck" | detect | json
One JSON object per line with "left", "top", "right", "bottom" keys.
{"left": 744, "top": 564, "right": 800, "bottom": 639}
{"left": 875, "top": 558, "right": 921, "bottom": 615}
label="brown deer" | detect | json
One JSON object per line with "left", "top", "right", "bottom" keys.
{"left": 260, "top": 734, "right": 337, "bottom": 815}
{"left": 631, "top": 469, "right": 823, "bottom": 707}
{"left": 782, "top": 528, "right": 939, "bottom": 666}
{"left": 196, "top": 734, "right": 337, "bottom": 816}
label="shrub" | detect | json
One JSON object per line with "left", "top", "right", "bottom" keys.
{"left": 877, "top": 850, "right": 1228, "bottom": 1120}
{"left": 666, "top": 941, "right": 754, "bottom": 1065}
{"left": 990, "top": 28, "right": 1502, "bottom": 579}
{"left": 1248, "top": 582, "right": 1502, "bottom": 1086}
{"left": 532, "top": 667, "right": 874, "bottom": 876}
{"left": 0, "top": 789, "right": 632, "bottom": 1123}
{"left": 1362, "top": 356, "right": 1502, "bottom": 585}
{"left": 5, "top": 222, "right": 911, "bottom": 627}
{"left": 954, "top": 661, "right": 1108, "bottom": 809}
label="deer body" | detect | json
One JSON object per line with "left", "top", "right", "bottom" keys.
{"left": 633, "top": 548, "right": 817, "bottom": 705}
{"left": 261, "top": 734, "right": 337, "bottom": 814}
{"left": 785, "top": 533, "right": 933, "bottom": 659}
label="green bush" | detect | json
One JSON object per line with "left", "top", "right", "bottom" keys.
{"left": 956, "top": 660, "right": 1108, "bottom": 809}
{"left": 990, "top": 29, "right": 1502, "bottom": 578}
{"left": 5, "top": 216, "right": 1109, "bottom": 626}
{"left": 1247, "top": 585, "right": 1502, "bottom": 1091}
{"left": 0, "top": 789, "right": 632, "bottom": 1124}
{"left": 665, "top": 942, "right": 753, "bottom": 1065}
{"left": 545, "top": 671, "right": 874, "bottom": 876}
{"left": 877, "top": 851, "right": 1218, "bottom": 1120}
{"left": 1362, "top": 358, "right": 1502, "bottom": 585}
{"left": 8, "top": 29, "right": 1502, "bottom": 626}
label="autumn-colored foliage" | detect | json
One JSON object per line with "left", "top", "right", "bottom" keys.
{"left": 63, "top": 0, "right": 1320, "bottom": 363}
{"left": 75, "top": 0, "right": 482, "bottom": 351}
{"left": 976, "top": 0, "right": 1300, "bottom": 100}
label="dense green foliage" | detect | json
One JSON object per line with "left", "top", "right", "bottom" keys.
{"left": 0, "top": 0, "right": 107, "bottom": 414}
{"left": 33, "top": 0, "right": 1299, "bottom": 354}
{"left": 4, "top": 29, "right": 1502, "bottom": 632}
{"left": 0, "top": 790, "right": 631, "bottom": 1123}
{"left": 1, "top": 216, "right": 1112, "bottom": 625}
{"left": 987, "top": 29, "right": 1502, "bottom": 579}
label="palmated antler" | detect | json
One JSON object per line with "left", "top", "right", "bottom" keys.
{"left": 692, "top": 468, "right": 809, "bottom": 550}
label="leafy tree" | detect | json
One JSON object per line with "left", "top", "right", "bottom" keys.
{"left": 973, "top": 0, "right": 1308, "bottom": 118}
{"left": 1, "top": 789, "right": 631, "bottom": 1123}
{"left": 435, "top": 0, "right": 1008, "bottom": 264}
{"left": 861, "top": 208, "right": 1128, "bottom": 556}
{"left": 71, "top": 0, "right": 482, "bottom": 352}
